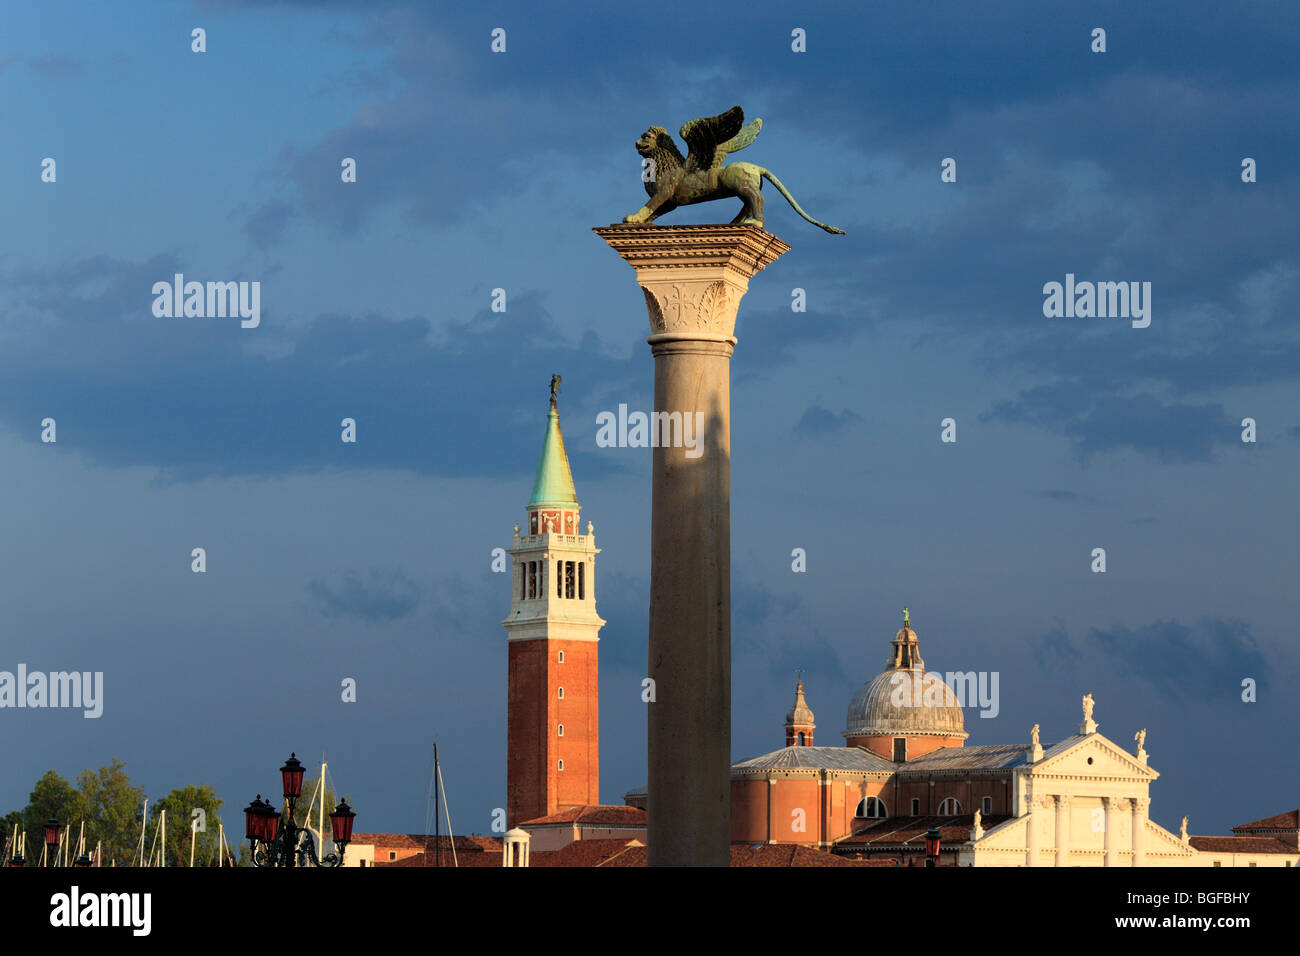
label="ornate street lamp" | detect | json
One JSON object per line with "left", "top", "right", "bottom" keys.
{"left": 924, "top": 827, "right": 942, "bottom": 867}
{"left": 244, "top": 753, "right": 355, "bottom": 868}
{"left": 44, "top": 818, "right": 64, "bottom": 867}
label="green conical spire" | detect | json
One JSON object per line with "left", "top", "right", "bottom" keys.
{"left": 529, "top": 390, "right": 578, "bottom": 507}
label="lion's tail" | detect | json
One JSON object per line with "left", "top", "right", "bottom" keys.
{"left": 760, "top": 169, "right": 845, "bottom": 235}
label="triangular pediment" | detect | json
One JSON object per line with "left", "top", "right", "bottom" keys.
{"left": 1031, "top": 734, "right": 1157, "bottom": 780}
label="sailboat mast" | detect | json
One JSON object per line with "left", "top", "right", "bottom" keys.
{"left": 137, "top": 798, "right": 148, "bottom": 867}
{"left": 319, "top": 760, "right": 327, "bottom": 852}
{"left": 434, "top": 741, "right": 440, "bottom": 868}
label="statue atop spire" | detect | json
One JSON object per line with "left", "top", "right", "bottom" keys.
{"left": 530, "top": 375, "right": 578, "bottom": 508}
{"left": 902, "top": 607, "right": 910, "bottom": 629}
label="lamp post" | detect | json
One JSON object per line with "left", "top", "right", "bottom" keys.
{"left": 44, "top": 818, "right": 64, "bottom": 867}
{"left": 243, "top": 753, "right": 356, "bottom": 868}
{"left": 924, "top": 827, "right": 942, "bottom": 867}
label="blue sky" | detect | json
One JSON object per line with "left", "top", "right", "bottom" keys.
{"left": 2, "top": 0, "right": 1298, "bottom": 842}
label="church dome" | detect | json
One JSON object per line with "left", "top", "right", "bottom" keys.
{"left": 843, "top": 610, "right": 966, "bottom": 741}
{"left": 843, "top": 668, "right": 965, "bottom": 738}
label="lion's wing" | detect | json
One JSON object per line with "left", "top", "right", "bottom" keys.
{"left": 713, "top": 118, "right": 762, "bottom": 168}
{"left": 680, "top": 106, "right": 746, "bottom": 175}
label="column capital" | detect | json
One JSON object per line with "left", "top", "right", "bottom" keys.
{"left": 594, "top": 224, "right": 789, "bottom": 343}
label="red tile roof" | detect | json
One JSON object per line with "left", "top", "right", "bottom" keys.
{"left": 729, "top": 844, "right": 872, "bottom": 867}
{"left": 373, "top": 837, "right": 913, "bottom": 867}
{"left": 1232, "top": 810, "right": 1300, "bottom": 832}
{"left": 518, "top": 805, "right": 647, "bottom": 827}
{"left": 835, "top": 814, "right": 1006, "bottom": 850}
{"left": 1189, "top": 835, "right": 1296, "bottom": 854}
{"left": 533, "top": 839, "right": 646, "bottom": 867}
{"left": 532, "top": 840, "right": 873, "bottom": 867}
{"left": 378, "top": 850, "right": 503, "bottom": 867}
{"left": 372, "top": 835, "right": 504, "bottom": 866}
{"left": 350, "top": 833, "right": 427, "bottom": 849}
{"left": 361, "top": 834, "right": 502, "bottom": 854}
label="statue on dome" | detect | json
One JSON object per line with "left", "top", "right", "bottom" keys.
{"left": 902, "top": 607, "right": 910, "bottom": 628}
{"left": 550, "top": 374, "right": 562, "bottom": 407}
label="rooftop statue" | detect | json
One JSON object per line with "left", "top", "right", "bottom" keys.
{"left": 622, "top": 105, "right": 845, "bottom": 235}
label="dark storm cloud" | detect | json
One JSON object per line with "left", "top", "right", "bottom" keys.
{"left": 985, "top": 387, "right": 1237, "bottom": 463}
{"left": 1042, "top": 618, "right": 1267, "bottom": 703}
{"left": 0, "top": 257, "right": 641, "bottom": 481}
{"left": 795, "top": 404, "right": 862, "bottom": 437}
{"left": 1034, "top": 620, "right": 1082, "bottom": 671}
{"left": 308, "top": 568, "right": 421, "bottom": 621}
{"left": 243, "top": 200, "right": 295, "bottom": 250}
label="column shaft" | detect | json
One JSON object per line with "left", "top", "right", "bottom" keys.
{"left": 649, "top": 340, "right": 732, "bottom": 864}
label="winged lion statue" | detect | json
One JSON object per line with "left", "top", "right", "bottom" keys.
{"left": 622, "top": 105, "right": 844, "bottom": 235}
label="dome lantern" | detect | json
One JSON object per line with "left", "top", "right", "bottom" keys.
{"left": 843, "top": 608, "right": 967, "bottom": 761}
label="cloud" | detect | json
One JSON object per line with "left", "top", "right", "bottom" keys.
{"left": 795, "top": 404, "right": 861, "bottom": 437}
{"left": 308, "top": 568, "right": 421, "bottom": 621}
{"left": 986, "top": 389, "right": 1236, "bottom": 463}
{"left": 0, "top": 257, "right": 642, "bottom": 482}
{"left": 243, "top": 200, "right": 295, "bottom": 250}
{"left": 1039, "top": 617, "right": 1267, "bottom": 703}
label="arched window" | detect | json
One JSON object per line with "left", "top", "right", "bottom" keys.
{"left": 797, "top": 732, "right": 805, "bottom": 745}
{"left": 558, "top": 724, "right": 564, "bottom": 737}
{"left": 558, "top": 759, "right": 564, "bottom": 771}
{"left": 855, "top": 796, "right": 888, "bottom": 819}
{"left": 578, "top": 562, "right": 585, "bottom": 600}
{"left": 982, "top": 796, "right": 992, "bottom": 815}
{"left": 938, "top": 797, "right": 961, "bottom": 815}
{"left": 557, "top": 687, "right": 564, "bottom": 699}
{"left": 557, "top": 650, "right": 565, "bottom": 663}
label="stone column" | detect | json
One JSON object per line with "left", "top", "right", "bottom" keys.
{"left": 1026, "top": 793, "right": 1041, "bottom": 867}
{"left": 1103, "top": 796, "right": 1120, "bottom": 867}
{"left": 1131, "top": 797, "right": 1148, "bottom": 867}
{"left": 595, "top": 224, "right": 790, "bottom": 866}
{"left": 1055, "top": 794, "right": 1071, "bottom": 867}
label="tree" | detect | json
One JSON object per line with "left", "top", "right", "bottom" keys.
{"left": 151, "top": 784, "right": 225, "bottom": 866}
{"left": 76, "top": 759, "right": 145, "bottom": 866}
{"left": 22, "top": 770, "right": 85, "bottom": 862}
{"left": 290, "top": 774, "right": 339, "bottom": 835}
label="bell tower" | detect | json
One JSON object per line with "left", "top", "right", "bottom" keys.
{"left": 785, "top": 674, "right": 815, "bottom": 747}
{"left": 502, "top": 378, "right": 605, "bottom": 827}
